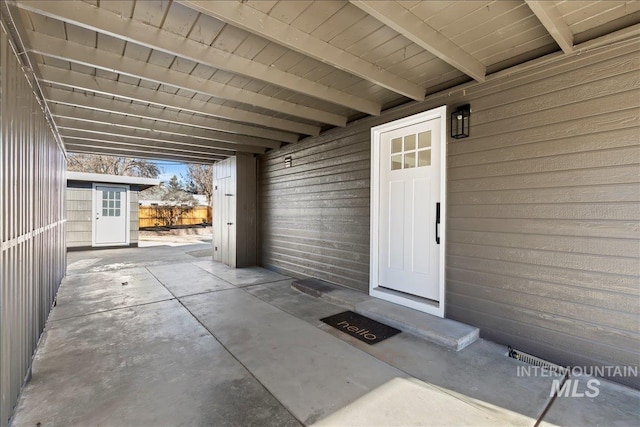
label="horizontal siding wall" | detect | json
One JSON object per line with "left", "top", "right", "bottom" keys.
{"left": 444, "top": 41, "right": 640, "bottom": 389}
{"left": 258, "top": 40, "right": 640, "bottom": 387}
{"left": 66, "top": 188, "right": 92, "bottom": 248}
{"left": 65, "top": 187, "right": 140, "bottom": 248}
{"left": 0, "top": 29, "right": 66, "bottom": 423}
{"left": 130, "top": 191, "right": 139, "bottom": 245}
{"left": 258, "top": 132, "right": 372, "bottom": 290}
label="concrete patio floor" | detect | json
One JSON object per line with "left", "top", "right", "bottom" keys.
{"left": 9, "top": 240, "right": 640, "bottom": 426}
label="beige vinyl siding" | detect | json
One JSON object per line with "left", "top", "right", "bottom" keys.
{"left": 130, "top": 190, "right": 139, "bottom": 244}
{"left": 66, "top": 188, "right": 92, "bottom": 247}
{"left": 258, "top": 132, "right": 372, "bottom": 291}
{"left": 258, "top": 40, "right": 640, "bottom": 387}
{"left": 65, "top": 186, "right": 141, "bottom": 247}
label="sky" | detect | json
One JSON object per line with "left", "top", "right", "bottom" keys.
{"left": 153, "top": 160, "right": 188, "bottom": 183}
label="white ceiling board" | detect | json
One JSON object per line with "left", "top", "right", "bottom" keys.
{"left": 15, "top": 0, "right": 380, "bottom": 114}
{"left": 26, "top": 31, "right": 347, "bottom": 126}
{"left": 9, "top": 0, "right": 639, "bottom": 164}
{"left": 179, "top": 0, "right": 426, "bottom": 101}
{"left": 161, "top": 1, "right": 200, "bottom": 37}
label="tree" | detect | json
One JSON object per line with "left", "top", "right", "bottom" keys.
{"left": 164, "top": 175, "right": 187, "bottom": 199}
{"left": 67, "top": 154, "right": 160, "bottom": 178}
{"left": 183, "top": 164, "right": 213, "bottom": 207}
{"left": 151, "top": 175, "right": 196, "bottom": 226}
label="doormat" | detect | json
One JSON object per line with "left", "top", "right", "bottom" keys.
{"left": 321, "top": 311, "right": 401, "bottom": 345}
{"left": 186, "top": 249, "right": 213, "bottom": 258}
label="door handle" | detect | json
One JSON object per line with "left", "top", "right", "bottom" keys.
{"left": 227, "top": 222, "right": 233, "bottom": 225}
{"left": 435, "top": 202, "right": 440, "bottom": 244}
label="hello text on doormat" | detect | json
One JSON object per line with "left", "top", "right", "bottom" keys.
{"left": 321, "top": 311, "right": 401, "bottom": 345}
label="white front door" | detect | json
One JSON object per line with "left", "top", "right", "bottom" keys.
{"left": 94, "top": 185, "right": 128, "bottom": 246}
{"left": 371, "top": 107, "right": 447, "bottom": 317}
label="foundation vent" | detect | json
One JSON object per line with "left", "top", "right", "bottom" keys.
{"left": 508, "top": 346, "right": 569, "bottom": 376}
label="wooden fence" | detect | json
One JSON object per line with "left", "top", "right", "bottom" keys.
{"left": 139, "top": 205, "right": 212, "bottom": 227}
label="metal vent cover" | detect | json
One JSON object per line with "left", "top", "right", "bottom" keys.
{"left": 508, "top": 346, "right": 569, "bottom": 376}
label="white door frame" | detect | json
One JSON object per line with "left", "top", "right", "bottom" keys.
{"left": 92, "top": 183, "right": 130, "bottom": 247}
{"left": 370, "top": 106, "right": 447, "bottom": 318}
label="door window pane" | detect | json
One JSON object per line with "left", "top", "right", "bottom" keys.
{"left": 418, "top": 150, "right": 431, "bottom": 167}
{"left": 404, "top": 134, "right": 416, "bottom": 151}
{"left": 418, "top": 131, "right": 431, "bottom": 149}
{"left": 404, "top": 152, "right": 416, "bottom": 168}
{"left": 391, "top": 154, "right": 402, "bottom": 170}
{"left": 391, "top": 138, "right": 402, "bottom": 154}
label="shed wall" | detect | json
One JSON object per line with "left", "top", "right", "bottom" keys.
{"left": 65, "top": 185, "right": 140, "bottom": 248}
{"left": 66, "top": 187, "right": 92, "bottom": 247}
{"left": 0, "top": 29, "right": 66, "bottom": 422}
{"left": 258, "top": 41, "right": 640, "bottom": 387}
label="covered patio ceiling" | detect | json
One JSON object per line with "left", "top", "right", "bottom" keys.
{"left": 4, "top": 0, "right": 639, "bottom": 164}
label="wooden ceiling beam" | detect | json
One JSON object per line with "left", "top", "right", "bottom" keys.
{"left": 44, "top": 86, "right": 312, "bottom": 141}
{"left": 55, "top": 117, "right": 267, "bottom": 155}
{"left": 60, "top": 130, "right": 234, "bottom": 158}
{"left": 350, "top": 1, "right": 486, "bottom": 82}
{"left": 525, "top": 0, "right": 574, "bottom": 54}
{"left": 51, "top": 104, "right": 280, "bottom": 150}
{"left": 25, "top": 30, "right": 346, "bottom": 127}
{"left": 64, "top": 145, "right": 219, "bottom": 165}
{"left": 15, "top": 0, "right": 381, "bottom": 116}
{"left": 38, "top": 64, "right": 313, "bottom": 138}
{"left": 178, "top": 0, "right": 426, "bottom": 101}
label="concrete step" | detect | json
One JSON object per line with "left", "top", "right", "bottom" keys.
{"left": 355, "top": 299, "right": 479, "bottom": 351}
{"left": 292, "top": 278, "right": 479, "bottom": 351}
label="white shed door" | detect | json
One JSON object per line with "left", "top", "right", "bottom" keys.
{"left": 378, "top": 117, "right": 442, "bottom": 301}
{"left": 94, "top": 185, "right": 128, "bottom": 246}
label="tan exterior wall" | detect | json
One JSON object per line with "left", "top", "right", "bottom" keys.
{"left": 258, "top": 40, "right": 639, "bottom": 387}
{"left": 66, "top": 188, "right": 92, "bottom": 247}
{"left": 130, "top": 191, "right": 139, "bottom": 245}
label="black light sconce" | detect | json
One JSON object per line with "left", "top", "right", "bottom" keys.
{"left": 451, "top": 104, "right": 470, "bottom": 139}
{"left": 284, "top": 155, "right": 292, "bottom": 168}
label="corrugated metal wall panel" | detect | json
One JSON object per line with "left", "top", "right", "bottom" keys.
{"left": 0, "top": 29, "right": 66, "bottom": 423}
{"left": 258, "top": 40, "right": 640, "bottom": 387}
